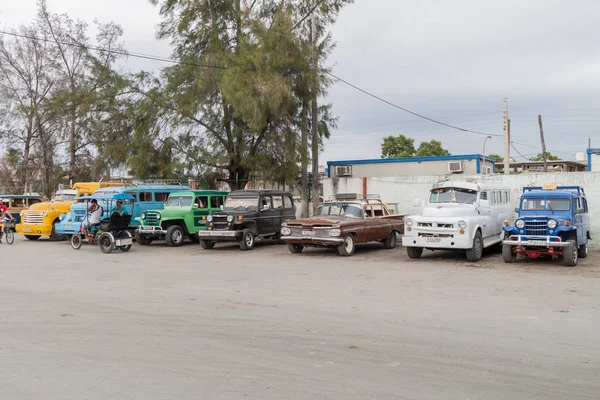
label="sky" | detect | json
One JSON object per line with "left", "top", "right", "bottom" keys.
{"left": 2, "top": 0, "right": 600, "bottom": 164}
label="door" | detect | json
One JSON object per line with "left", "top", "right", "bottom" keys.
{"left": 271, "top": 195, "right": 284, "bottom": 232}
{"left": 257, "top": 195, "right": 274, "bottom": 234}
{"left": 370, "top": 204, "right": 390, "bottom": 240}
{"left": 478, "top": 191, "right": 494, "bottom": 239}
{"left": 576, "top": 197, "right": 590, "bottom": 245}
{"left": 282, "top": 195, "right": 295, "bottom": 222}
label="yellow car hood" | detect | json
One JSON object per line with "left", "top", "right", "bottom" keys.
{"left": 26, "top": 200, "right": 74, "bottom": 213}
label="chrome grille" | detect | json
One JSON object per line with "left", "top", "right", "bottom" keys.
{"left": 211, "top": 215, "right": 230, "bottom": 230}
{"left": 24, "top": 213, "right": 44, "bottom": 224}
{"left": 525, "top": 219, "right": 547, "bottom": 236}
{"left": 144, "top": 211, "right": 160, "bottom": 227}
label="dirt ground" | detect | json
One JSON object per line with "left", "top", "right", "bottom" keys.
{"left": 1, "top": 236, "right": 599, "bottom": 399}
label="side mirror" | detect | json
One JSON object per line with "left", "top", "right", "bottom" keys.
{"left": 220, "top": 205, "right": 224, "bottom": 210}
{"left": 514, "top": 207, "right": 519, "bottom": 213}
{"left": 193, "top": 204, "right": 199, "bottom": 209}
{"left": 262, "top": 204, "right": 271, "bottom": 211}
{"left": 577, "top": 207, "right": 585, "bottom": 214}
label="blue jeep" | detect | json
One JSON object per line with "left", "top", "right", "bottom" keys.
{"left": 502, "top": 184, "right": 591, "bottom": 266}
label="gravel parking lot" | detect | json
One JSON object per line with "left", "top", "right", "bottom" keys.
{"left": 2, "top": 236, "right": 600, "bottom": 399}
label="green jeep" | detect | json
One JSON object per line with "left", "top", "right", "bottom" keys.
{"left": 134, "top": 190, "right": 228, "bottom": 246}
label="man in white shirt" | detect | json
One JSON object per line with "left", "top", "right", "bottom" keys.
{"left": 84, "top": 199, "right": 103, "bottom": 238}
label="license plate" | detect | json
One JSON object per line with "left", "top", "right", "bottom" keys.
{"left": 200, "top": 230, "right": 236, "bottom": 237}
{"left": 302, "top": 230, "right": 315, "bottom": 236}
{"left": 24, "top": 228, "right": 31, "bottom": 233}
{"left": 427, "top": 237, "right": 441, "bottom": 243}
{"left": 528, "top": 240, "right": 548, "bottom": 246}
{"left": 116, "top": 238, "right": 133, "bottom": 246}
{"left": 65, "top": 224, "right": 72, "bottom": 229}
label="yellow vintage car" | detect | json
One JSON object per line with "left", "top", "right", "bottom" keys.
{"left": 16, "top": 182, "right": 124, "bottom": 240}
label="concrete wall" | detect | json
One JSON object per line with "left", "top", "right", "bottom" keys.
{"left": 331, "top": 159, "right": 495, "bottom": 178}
{"left": 323, "top": 172, "right": 600, "bottom": 249}
{"left": 592, "top": 154, "right": 600, "bottom": 172}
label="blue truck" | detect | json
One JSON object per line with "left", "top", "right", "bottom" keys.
{"left": 502, "top": 184, "right": 591, "bottom": 266}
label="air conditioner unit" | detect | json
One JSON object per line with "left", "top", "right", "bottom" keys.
{"left": 484, "top": 166, "right": 493, "bottom": 174}
{"left": 335, "top": 165, "right": 352, "bottom": 177}
{"left": 448, "top": 161, "right": 464, "bottom": 173}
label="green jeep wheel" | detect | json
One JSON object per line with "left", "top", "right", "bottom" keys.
{"left": 165, "top": 225, "right": 185, "bottom": 247}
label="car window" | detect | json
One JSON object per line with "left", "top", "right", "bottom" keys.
{"left": 261, "top": 196, "right": 272, "bottom": 210}
{"left": 583, "top": 198, "right": 588, "bottom": 212}
{"left": 283, "top": 196, "right": 293, "bottom": 209}
{"left": 480, "top": 192, "right": 487, "bottom": 201}
{"left": 372, "top": 205, "right": 385, "bottom": 217}
{"left": 13, "top": 198, "right": 24, "bottom": 207}
{"left": 272, "top": 195, "right": 283, "bottom": 209}
{"left": 195, "top": 196, "right": 209, "bottom": 208}
{"left": 29, "top": 198, "right": 42, "bottom": 205}
{"left": 126, "top": 192, "right": 137, "bottom": 201}
{"left": 155, "top": 192, "right": 169, "bottom": 202}
{"left": 363, "top": 206, "right": 373, "bottom": 217}
{"left": 210, "top": 196, "right": 224, "bottom": 209}
{"left": 139, "top": 192, "right": 152, "bottom": 202}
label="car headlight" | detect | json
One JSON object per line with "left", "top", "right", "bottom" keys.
{"left": 329, "top": 228, "right": 341, "bottom": 237}
{"left": 42, "top": 212, "right": 48, "bottom": 217}
{"left": 458, "top": 220, "right": 466, "bottom": 229}
{"left": 141, "top": 212, "right": 146, "bottom": 219}
{"left": 156, "top": 212, "right": 161, "bottom": 220}
{"left": 227, "top": 215, "right": 234, "bottom": 223}
{"left": 207, "top": 215, "right": 213, "bottom": 222}
{"left": 547, "top": 219, "right": 557, "bottom": 229}
{"left": 280, "top": 227, "right": 291, "bottom": 236}
{"left": 20, "top": 211, "right": 24, "bottom": 216}
{"left": 405, "top": 218, "right": 413, "bottom": 226}
{"left": 516, "top": 219, "right": 525, "bottom": 229}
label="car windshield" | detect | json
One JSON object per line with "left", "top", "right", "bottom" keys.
{"left": 521, "top": 197, "right": 571, "bottom": 211}
{"left": 166, "top": 196, "right": 193, "bottom": 207}
{"left": 429, "top": 187, "right": 477, "bottom": 204}
{"left": 316, "top": 202, "right": 364, "bottom": 218}
{"left": 224, "top": 196, "right": 259, "bottom": 211}
{"left": 54, "top": 194, "right": 76, "bottom": 201}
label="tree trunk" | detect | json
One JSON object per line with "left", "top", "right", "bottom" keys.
{"left": 300, "top": 100, "right": 309, "bottom": 218}
{"left": 226, "top": 166, "right": 249, "bottom": 191}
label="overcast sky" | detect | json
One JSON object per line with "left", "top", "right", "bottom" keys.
{"left": 2, "top": 0, "right": 600, "bottom": 164}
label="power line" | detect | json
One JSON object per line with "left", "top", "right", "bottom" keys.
{"left": 325, "top": 71, "right": 503, "bottom": 138}
{"left": 510, "top": 143, "right": 532, "bottom": 160}
{"left": 0, "top": 29, "right": 227, "bottom": 69}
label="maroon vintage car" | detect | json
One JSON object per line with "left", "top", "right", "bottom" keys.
{"left": 281, "top": 195, "right": 404, "bottom": 256}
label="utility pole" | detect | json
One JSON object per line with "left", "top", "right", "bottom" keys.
{"left": 538, "top": 115, "right": 547, "bottom": 172}
{"left": 503, "top": 98, "right": 510, "bottom": 175}
{"left": 300, "top": 103, "right": 309, "bottom": 218}
{"left": 310, "top": 12, "right": 319, "bottom": 215}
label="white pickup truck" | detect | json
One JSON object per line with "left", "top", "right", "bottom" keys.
{"left": 401, "top": 180, "right": 512, "bottom": 262}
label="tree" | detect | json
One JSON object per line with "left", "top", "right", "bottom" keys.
{"left": 489, "top": 153, "right": 503, "bottom": 162}
{"left": 381, "top": 134, "right": 415, "bottom": 158}
{"left": 416, "top": 140, "right": 450, "bottom": 157}
{"left": 531, "top": 152, "right": 561, "bottom": 161}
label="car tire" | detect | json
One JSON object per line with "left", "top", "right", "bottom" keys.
{"left": 135, "top": 231, "right": 153, "bottom": 245}
{"left": 24, "top": 235, "right": 40, "bottom": 241}
{"left": 466, "top": 230, "right": 483, "bottom": 262}
{"left": 578, "top": 242, "right": 588, "bottom": 259}
{"left": 165, "top": 225, "right": 185, "bottom": 247}
{"left": 288, "top": 244, "right": 304, "bottom": 254}
{"left": 239, "top": 229, "right": 255, "bottom": 251}
{"left": 337, "top": 235, "right": 355, "bottom": 256}
{"left": 563, "top": 240, "right": 578, "bottom": 267}
{"left": 383, "top": 231, "right": 397, "bottom": 249}
{"left": 502, "top": 244, "right": 517, "bottom": 263}
{"left": 200, "top": 240, "right": 216, "bottom": 249}
{"left": 50, "top": 221, "right": 66, "bottom": 241}
{"left": 407, "top": 246, "right": 423, "bottom": 259}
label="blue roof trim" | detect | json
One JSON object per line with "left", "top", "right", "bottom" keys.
{"left": 327, "top": 154, "right": 496, "bottom": 166}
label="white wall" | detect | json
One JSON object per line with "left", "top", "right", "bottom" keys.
{"left": 323, "top": 172, "right": 600, "bottom": 249}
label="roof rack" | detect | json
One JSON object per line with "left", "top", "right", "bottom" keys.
{"left": 329, "top": 193, "right": 381, "bottom": 201}
{"left": 522, "top": 185, "right": 585, "bottom": 195}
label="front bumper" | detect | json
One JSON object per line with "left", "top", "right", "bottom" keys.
{"left": 197, "top": 230, "right": 241, "bottom": 242}
{"left": 137, "top": 226, "right": 166, "bottom": 236}
{"left": 282, "top": 236, "right": 344, "bottom": 246}
{"left": 503, "top": 235, "right": 569, "bottom": 247}
{"left": 16, "top": 223, "right": 52, "bottom": 236}
{"left": 402, "top": 234, "right": 472, "bottom": 249}
{"left": 55, "top": 223, "right": 80, "bottom": 235}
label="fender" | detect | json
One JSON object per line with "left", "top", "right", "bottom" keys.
{"left": 235, "top": 220, "right": 258, "bottom": 234}
{"left": 470, "top": 224, "right": 483, "bottom": 239}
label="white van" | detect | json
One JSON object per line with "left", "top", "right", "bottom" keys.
{"left": 401, "top": 180, "right": 512, "bottom": 262}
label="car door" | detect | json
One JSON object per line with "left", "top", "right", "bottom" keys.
{"left": 575, "top": 197, "right": 590, "bottom": 245}
{"left": 271, "top": 195, "right": 284, "bottom": 231}
{"left": 282, "top": 195, "right": 296, "bottom": 223}
{"left": 478, "top": 191, "right": 493, "bottom": 238}
{"left": 257, "top": 195, "right": 274, "bottom": 234}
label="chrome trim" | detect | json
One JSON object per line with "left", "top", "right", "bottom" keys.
{"left": 283, "top": 236, "right": 345, "bottom": 243}
{"left": 503, "top": 235, "right": 568, "bottom": 247}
